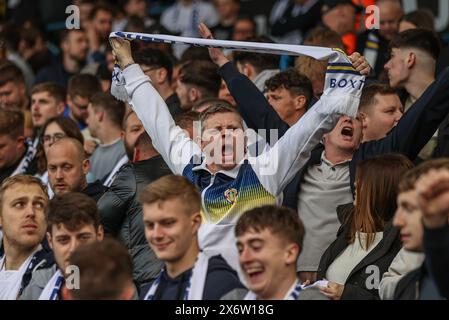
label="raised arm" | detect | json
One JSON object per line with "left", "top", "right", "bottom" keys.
{"left": 199, "top": 24, "right": 370, "bottom": 144}
{"left": 253, "top": 94, "right": 350, "bottom": 196}
{"left": 199, "top": 23, "right": 289, "bottom": 141}
{"left": 110, "top": 37, "right": 201, "bottom": 174}
{"left": 218, "top": 62, "right": 290, "bottom": 138}
{"left": 254, "top": 74, "right": 365, "bottom": 196}
{"left": 354, "top": 68, "right": 449, "bottom": 168}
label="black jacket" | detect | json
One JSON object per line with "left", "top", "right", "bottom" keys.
{"left": 316, "top": 204, "right": 402, "bottom": 300}
{"left": 82, "top": 180, "right": 107, "bottom": 202}
{"left": 394, "top": 262, "right": 445, "bottom": 300}
{"left": 270, "top": 0, "right": 322, "bottom": 38}
{"left": 0, "top": 147, "right": 38, "bottom": 185}
{"left": 97, "top": 155, "right": 171, "bottom": 285}
{"left": 432, "top": 114, "right": 449, "bottom": 158}
{"left": 165, "top": 93, "right": 183, "bottom": 117}
{"left": 423, "top": 223, "right": 449, "bottom": 299}
{"left": 34, "top": 61, "right": 75, "bottom": 88}
{"left": 219, "top": 63, "right": 449, "bottom": 208}
{"left": 356, "top": 30, "right": 390, "bottom": 79}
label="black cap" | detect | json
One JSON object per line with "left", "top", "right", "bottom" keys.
{"left": 322, "top": 0, "right": 363, "bottom": 13}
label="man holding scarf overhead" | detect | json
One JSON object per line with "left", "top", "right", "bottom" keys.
{"left": 109, "top": 28, "right": 368, "bottom": 270}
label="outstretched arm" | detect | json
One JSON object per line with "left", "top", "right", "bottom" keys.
{"left": 199, "top": 23, "right": 370, "bottom": 143}
{"left": 111, "top": 37, "right": 201, "bottom": 174}
{"left": 199, "top": 23, "right": 289, "bottom": 141}
{"left": 354, "top": 68, "right": 449, "bottom": 168}
{"left": 252, "top": 61, "right": 367, "bottom": 196}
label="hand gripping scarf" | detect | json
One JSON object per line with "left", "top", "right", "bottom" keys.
{"left": 108, "top": 31, "right": 365, "bottom": 119}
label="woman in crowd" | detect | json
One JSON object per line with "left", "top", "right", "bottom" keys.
{"left": 36, "top": 116, "right": 84, "bottom": 196}
{"left": 317, "top": 154, "right": 413, "bottom": 300}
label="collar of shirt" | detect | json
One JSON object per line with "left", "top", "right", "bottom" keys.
{"left": 192, "top": 157, "right": 245, "bottom": 179}
{"left": 320, "top": 151, "right": 351, "bottom": 168}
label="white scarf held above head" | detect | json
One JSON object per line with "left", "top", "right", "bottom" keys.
{"left": 109, "top": 31, "right": 365, "bottom": 118}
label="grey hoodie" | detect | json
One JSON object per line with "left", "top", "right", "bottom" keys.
{"left": 20, "top": 265, "right": 58, "bottom": 300}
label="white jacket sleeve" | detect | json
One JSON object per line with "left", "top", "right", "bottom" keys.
{"left": 123, "top": 64, "right": 201, "bottom": 174}
{"left": 379, "top": 248, "right": 425, "bottom": 300}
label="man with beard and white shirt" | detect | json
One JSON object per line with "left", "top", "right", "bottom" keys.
{"left": 102, "top": 110, "right": 144, "bottom": 187}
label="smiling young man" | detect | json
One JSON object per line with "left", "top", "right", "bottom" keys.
{"left": 110, "top": 26, "right": 364, "bottom": 270}
{"left": 390, "top": 159, "right": 449, "bottom": 299}
{"left": 139, "top": 175, "right": 243, "bottom": 300}
{"left": 20, "top": 192, "right": 104, "bottom": 300}
{"left": 0, "top": 175, "right": 50, "bottom": 300}
{"left": 222, "top": 205, "right": 327, "bottom": 300}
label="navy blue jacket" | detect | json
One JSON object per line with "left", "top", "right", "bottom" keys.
{"left": 34, "top": 62, "right": 75, "bottom": 88}
{"left": 139, "top": 255, "right": 244, "bottom": 300}
{"left": 423, "top": 223, "right": 449, "bottom": 299}
{"left": 218, "top": 62, "right": 449, "bottom": 208}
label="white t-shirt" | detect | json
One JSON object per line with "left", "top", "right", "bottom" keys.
{"left": 0, "top": 253, "right": 35, "bottom": 300}
{"left": 326, "top": 231, "right": 384, "bottom": 285}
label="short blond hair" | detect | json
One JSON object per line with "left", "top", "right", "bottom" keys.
{"left": 139, "top": 175, "right": 200, "bottom": 215}
{"left": 0, "top": 175, "right": 48, "bottom": 215}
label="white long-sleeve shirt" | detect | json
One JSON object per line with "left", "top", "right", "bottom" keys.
{"left": 123, "top": 59, "right": 363, "bottom": 269}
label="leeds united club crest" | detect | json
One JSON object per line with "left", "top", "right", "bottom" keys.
{"left": 224, "top": 188, "right": 238, "bottom": 204}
